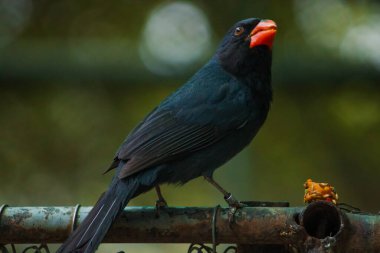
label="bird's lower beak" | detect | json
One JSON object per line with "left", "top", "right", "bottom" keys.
{"left": 249, "top": 20, "right": 277, "bottom": 49}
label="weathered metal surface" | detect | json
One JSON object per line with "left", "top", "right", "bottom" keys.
{"left": 0, "top": 206, "right": 80, "bottom": 243}
{"left": 237, "top": 244, "right": 288, "bottom": 253}
{"left": 110, "top": 206, "right": 302, "bottom": 244}
{"left": 234, "top": 201, "right": 290, "bottom": 253}
{"left": 0, "top": 205, "right": 300, "bottom": 244}
{"left": 343, "top": 212, "right": 380, "bottom": 252}
{"left": 0, "top": 203, "right": 379, "bottom": 253}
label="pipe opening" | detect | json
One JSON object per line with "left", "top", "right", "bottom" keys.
{"left": 301, "top": 201, "right": 341, "bottom": 239}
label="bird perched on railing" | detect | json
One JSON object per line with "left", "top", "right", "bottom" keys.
{"left": 57, "top": 17, "right": 277, "bottom": 253}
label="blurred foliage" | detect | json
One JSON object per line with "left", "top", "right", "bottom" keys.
{"left": 0, "top": 0, "right": 380, "bottom": 252}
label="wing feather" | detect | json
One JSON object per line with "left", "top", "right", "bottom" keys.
{"left": 108, "top": 68, "right": 252, "bottom": 179}
{"left": 115, "top": 110, "right": 221, "bottom": 178}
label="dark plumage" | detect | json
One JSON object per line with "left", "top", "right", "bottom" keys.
{"left": 58, "top": 17, "right": 277, "bottom": 253}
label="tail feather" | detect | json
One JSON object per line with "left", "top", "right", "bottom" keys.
{"left": 57, "top": 178, "right": 139, "bottom": 253}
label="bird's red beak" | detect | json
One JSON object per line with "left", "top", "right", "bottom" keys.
{"left": 249, "top": 20, "right": 277, "bottom": 49}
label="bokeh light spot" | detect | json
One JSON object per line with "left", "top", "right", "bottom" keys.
{"left": 0, "top": 0, "right": 32, "bottom": 48}
{"left": 294, "top": 0, "right": 380, "bottom": 70}
{"left": 139, "top": 2, "right": 212, "bottom": 76}
{"left": 293, "top": 0, "right": 351, "bottom": 50}
{"left": 340, "top": 15, "right": 380, "bottom": 70}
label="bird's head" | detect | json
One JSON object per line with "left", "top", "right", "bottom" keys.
{"left": 217, "top": 18, "right": 277, "bottom": 77}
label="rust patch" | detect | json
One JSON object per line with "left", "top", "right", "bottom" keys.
{"left": 11, "top": 210, "right": 32, "bottom": 225}
{"left": 42, "top": 207, "right": 59, "bottom": 220}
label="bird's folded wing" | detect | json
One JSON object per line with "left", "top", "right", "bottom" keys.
{"left": 113, "top": 109, "right": 223, "bottom": 179}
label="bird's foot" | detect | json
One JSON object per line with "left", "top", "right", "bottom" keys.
{"left": 156, "top": 198, "right": 168, "bottom": 208}
{"left": 155, "top": 198, "right": 168, "bottom": 218}
{"left": 224, "top": 193, "right": 246, "bottom": 207}
{"left": 224, "top": 193, "right": 247, "bottom": 224}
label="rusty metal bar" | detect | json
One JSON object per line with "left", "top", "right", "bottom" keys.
{"left": 0, "top": 203, "right": 379, "bottom": 253}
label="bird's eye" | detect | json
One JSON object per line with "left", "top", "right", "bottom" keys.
{"left": 234, "top": 26, "right": 245, "bottom": 36}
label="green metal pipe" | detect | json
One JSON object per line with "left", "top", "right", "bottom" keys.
{"left": 0, "top": 205, "right": 299, "bottom": 244}
{"left": 0, "top": 203, "right": 379, "bottom": 253}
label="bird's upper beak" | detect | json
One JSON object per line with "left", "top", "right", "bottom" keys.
{"left": 249, "top": 20, "right": 277, "bottom": 49}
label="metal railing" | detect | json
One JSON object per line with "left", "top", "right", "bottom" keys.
{"left": 0, "top": 201, "right": 379, "bottom": 253}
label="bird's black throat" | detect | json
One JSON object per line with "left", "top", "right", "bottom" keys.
{"left": 217, "top": 46, "right": 273, "bottom": 108}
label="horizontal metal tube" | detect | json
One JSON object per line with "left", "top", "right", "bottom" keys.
{"left": 0, "top": 204, "right": 379, "bottom": 253}
{"left": 0, "top": 206, "right": 299, "bottom": 244}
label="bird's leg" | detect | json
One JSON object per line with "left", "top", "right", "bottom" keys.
{"left": 155, "top": 185, "right": 168, "bottom": 207}
{"left": 204, "top": 176, "right": 245, "bottom": 207}
{"left": 204, "top": 176, "right": 246, "bottom": 222}
{"left": 155, "top": 185, "right": 167, "bottom": 217}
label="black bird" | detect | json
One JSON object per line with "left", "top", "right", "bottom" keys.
{"left": 57, "top": 17, "right": 277, "bottom": 253}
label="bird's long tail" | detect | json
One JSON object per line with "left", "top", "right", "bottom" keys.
{"left": 57, "top": 177, "right": 140, "bottom": 253}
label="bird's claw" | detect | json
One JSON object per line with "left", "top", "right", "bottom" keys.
{"left": 224, "top": 193, "right": 246, "bottom": 223}
{"left": 155, "top": 198, "right": 168, "bottom": 218}
{"left": 156, "top": 198, "right": 168, "bottom": 208}
{"left": 224, "top": 193, "right": 246, "bottom": 208}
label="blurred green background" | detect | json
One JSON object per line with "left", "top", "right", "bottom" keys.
{"left": 1, "top": 0, "right": 380, "bottom": 252}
